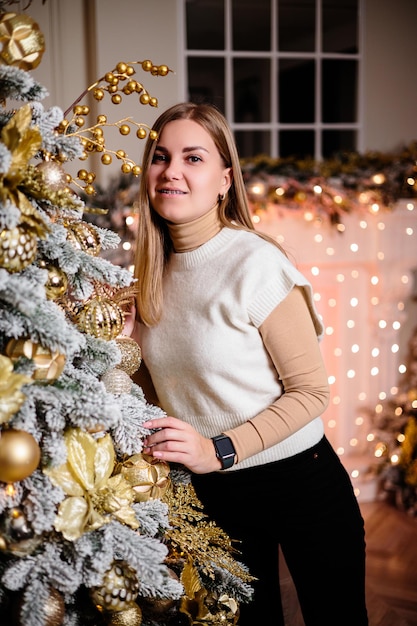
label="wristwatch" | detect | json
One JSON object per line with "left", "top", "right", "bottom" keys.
{"left": 211, "top": 434, "right": 236, "bottom": 469}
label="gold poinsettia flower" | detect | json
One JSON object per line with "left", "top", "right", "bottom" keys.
{"left": 0, "top": 104, "right": 49, "bottom": 236}
{"left": 45, "top": 428, "right": 139, "bottom": 541}
{"left": 0, "top": 354, "right": 33, "bottom": 424}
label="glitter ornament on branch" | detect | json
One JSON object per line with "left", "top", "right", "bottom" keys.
{"left": 90, "top": 560, "right": 140, "bottom": 613}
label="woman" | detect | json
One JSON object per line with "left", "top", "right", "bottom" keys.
{"left": 127, "top": 102, "right": 368, "bottom": 625}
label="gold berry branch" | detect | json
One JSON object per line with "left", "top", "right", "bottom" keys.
{"left": 55, "top": 60, "right": 172, "bottom": 194}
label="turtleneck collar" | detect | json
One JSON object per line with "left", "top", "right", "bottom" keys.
{"left": 166, "top": 204, "right": 223, "bottom": 252}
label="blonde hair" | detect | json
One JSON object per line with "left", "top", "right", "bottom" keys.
{"left": 134, "top": 102, "right": 285, "bottom": 326}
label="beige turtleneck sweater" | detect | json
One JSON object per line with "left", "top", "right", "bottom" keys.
{"left": 133, "top": 206, "right": 330, "bottom": 468}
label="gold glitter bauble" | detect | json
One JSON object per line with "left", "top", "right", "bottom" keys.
{"left": 0, "top": 12, "right": 45, "bottom": 70}
{"left": 78, "top": 298, "right": 124, "bottom": 340}
{"left": 90, "top": 561, "right": 140, "bottom": 612}
{"left": 0, "top": 429, "right": 41, "bottom": 483}
{"left": 119, "top": 453, "right": 170, "bottom": 502}
{"left": 107, "top": 604, "right": 142, "bottom": 626}
{"left": 0, "top": 225, "right": 38, "bottom": 272}
{"left": 5, "top": 338, "right": 66, "bottom": 383}
{"left": 36, "top": 161, "right": 67, "bottom": 191}
{"left": 66, "top": 220, "right": 101, "bottom": 255}
{"left": 102, "top": 368, "right": 133, "bottom": 394}
{"left": 115, "top": 336, "right": 142, "bottom": 376}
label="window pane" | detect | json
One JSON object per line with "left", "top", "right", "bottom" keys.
{"left": 322, "top": 59, "right": 357, "bottom": 123}
{"left": 188, "top": 58, "right": 225, "bottom": 111}
{"left": 323, "top": 0, "right": 358, "bottom": 53}
{"left": 234, "top": 58, "right": 271, "bottom": 123}
{"left": 322, "top": 130, "right": 356, "bottom": 158}
{"left": 186, "top": 0, "right": 224, "bottom": 50}
{"left": 279, "top": 58, "right": 315, "bottom": 123}
{"left": 279, "top": 130, "right": 315, "bottom": 159}
{"left": 232, "top": 0, "right": 271, "bottom": 51}
{"left": 278, "top": 0, "right": 315, "bottom": 52}
{"left": 235, "top": 131, "right": 270, "bottom": 158}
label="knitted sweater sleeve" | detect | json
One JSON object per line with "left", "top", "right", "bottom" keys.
{"left": 224, "top": 285, "right": 330, "bottom": 462}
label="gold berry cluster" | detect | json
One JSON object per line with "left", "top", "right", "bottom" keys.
{"left": 56, "top": 60, "right": 172, "bottom": 194}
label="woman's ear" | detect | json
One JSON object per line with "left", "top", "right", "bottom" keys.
{"left": 221, "top": 167, "right": 233, "bottom": 195}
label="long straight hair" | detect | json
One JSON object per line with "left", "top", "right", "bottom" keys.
{"left": 134, "top": 102, "right": 285, "bottom": 326}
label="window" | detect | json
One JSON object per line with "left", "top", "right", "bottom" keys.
{"left": 184, "top": 0, "right": 361, "bottom": 160}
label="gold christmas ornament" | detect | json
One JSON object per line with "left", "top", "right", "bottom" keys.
{"left": 118, "top": 453, "right": 170, "bottom": 503}
{"left": 5, "top": 338, "right": 66, "bottom": 383}
{"left": 78, "top": 298, "right": 125, "bottom": 340}
{"left": 106, "top": 604, "right": 143, "bottom": 626}
{"left": 0, "top": 354, "right": 32, "bottom": 424}
{"left": 137, "top": 568, "right": 179, "bottom": 617}
{"left": 65, "top": 220, "right": 101, "bottom": 255}
{"left": 0, "top": 12, "right": 45, "bottom": 70}
{"left": 44, "top": 265, "right": 68, "bottom": 299}
{"left": 0, "top": 428, "right": 41, "bottom": 483}
{"left": 0, "top": 224, "right": 38, "bottom": 272}
{"left": 0, "top": 506, "right": 42, "bottom": 556}
{"left": 115, "top": 335, "right": 142, "bottom": 376}
{"left": 36, "top": 161, "right": 68, "bottom": 191}
{"left": 14, "top": 587, "right": 65, "bottom": 626}
{"left": 90, "top": 560, "right": 140, "bottom": 612}
{"left": 101, "top": 368, "right": 133, "bottom": 395}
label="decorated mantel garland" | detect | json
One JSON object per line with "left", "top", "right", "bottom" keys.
{"left": 0, "top": 4, "right": 254, "bottom": 626}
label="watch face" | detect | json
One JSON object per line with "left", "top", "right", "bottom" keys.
{"left": 215, "top": 436, "right": 235, "bottom": 458}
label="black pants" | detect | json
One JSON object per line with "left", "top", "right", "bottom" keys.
{"left": 192, "top": 436, "right": 368, "bottom": 626}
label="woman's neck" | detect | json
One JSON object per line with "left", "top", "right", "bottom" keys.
{"left": 167, "top": 204, "right": 223, "bottom": 252}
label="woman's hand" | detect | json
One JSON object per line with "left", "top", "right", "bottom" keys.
{"left": 142, "top": 416, "right": 222, "bottom": 474}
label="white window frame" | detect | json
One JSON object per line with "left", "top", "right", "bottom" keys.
{"left": 179, "top": 0, "right": 365, "bottom": 161}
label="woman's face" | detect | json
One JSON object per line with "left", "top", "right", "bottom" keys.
{"left": 147, "top": 119, "right": 232, "bottom": 224}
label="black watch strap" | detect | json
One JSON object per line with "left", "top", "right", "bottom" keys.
{"left": 211, "top": 434, "right": 236, "bottom": 469}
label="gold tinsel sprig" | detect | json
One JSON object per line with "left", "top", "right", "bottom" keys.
{"left": 163, "top": 482, "right": 254, "bottom": 585}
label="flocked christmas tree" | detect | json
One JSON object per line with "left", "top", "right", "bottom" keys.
{"left": 0, "top": 6, "right": 253, "bottom": 625}
{"left": 365, "top": 323, "right": 417, "bottom": 517}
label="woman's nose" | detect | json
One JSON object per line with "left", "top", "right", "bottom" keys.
{"left": 162, "top": 158, "right": 182, "bottom": 180}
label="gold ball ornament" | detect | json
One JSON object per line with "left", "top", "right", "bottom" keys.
{"left": 0, "top": 225, "right": 38, "bottom": 272}
{"left": 65, "top": 221, "right": 101, "bottom": 256}
{"left": 78, "top": 298, "right": 125, "bottom": 340}
{"left": 36, "top": 161, "right": 68, "bottom": 191}
{"left": 0, "top": 12, "right": 45, "bottom": 70}
{"left": 90, "top": 560, "right": 140, "bottom": 612}
{"left": 5, "top": 338, "right": 66, "bottom": 383}
{"left": 0, "top": 429, "right": 41, "bottom": 483}
{"left": 119, "top": 453, "right": 170, "bottom": 502}
{"left": 38, "top": 260, "right": 68, "bottom": 299}
{"left": 101, "top": 368, "right": 133, "bottom": 395}
{"left": 14, "top": 587, "right": 65, "bottom": 626}
{"left": 115, "top": 335, "right": 142, "bottom": 375}
{"left": 107, "top": 604, "right": 142, "bottom": 626}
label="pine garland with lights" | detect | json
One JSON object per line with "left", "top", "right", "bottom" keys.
{"left": 0, "top": 6, "right": 253, "bottom": 626}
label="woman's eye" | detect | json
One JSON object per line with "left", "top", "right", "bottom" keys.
{"left": 188, "top": 155, "right": 202, "bottom": 163}
{"left": 152, "top": 153, "right": 167, "bottom": 163}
